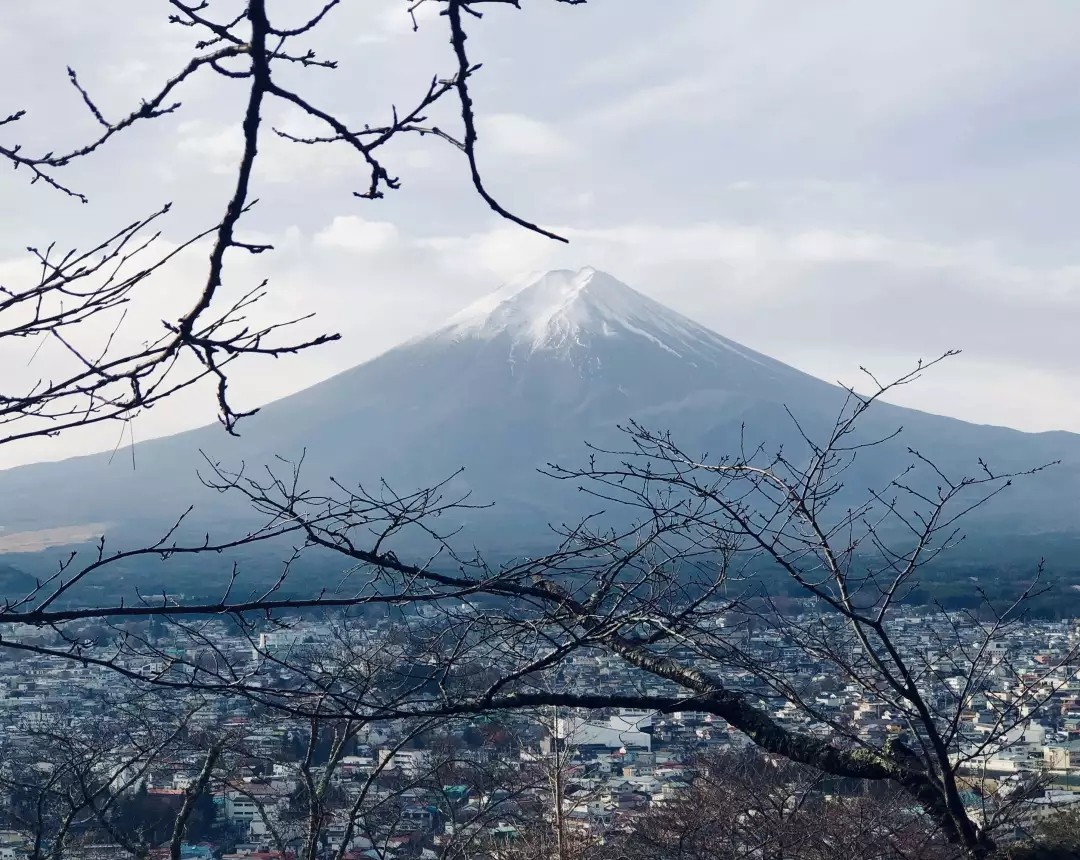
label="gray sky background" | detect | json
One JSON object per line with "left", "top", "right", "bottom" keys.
{"left": 2, "top": 0, "right": 1080, "bottom": 468}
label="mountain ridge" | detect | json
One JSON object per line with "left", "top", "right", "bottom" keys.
{"left": 0, "top": 268, "right": 1077, "bottom": 578}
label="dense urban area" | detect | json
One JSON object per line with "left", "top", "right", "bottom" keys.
{"left": 4, "top": 603, "right": 1080, "bottom": 860}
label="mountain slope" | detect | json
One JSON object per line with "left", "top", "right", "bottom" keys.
{"left": 1, "top": 267, "right": 1077, "bottom": 574}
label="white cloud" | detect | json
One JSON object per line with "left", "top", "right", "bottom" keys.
{"left": 419, "top": 226, "right": 566, "bottom": 281}
{"left": 584, "top": 77, "right": 717, "bottom": 132}
{"left": 103, "top": 58, "right": 153, "bottom": 85}
{"left": 378, "top": 2, "right": 440, "bottom": 36}
{"left": 479, "top": 114, "right": 575, "bottom": 160}
{"left": 314, "top": 216, "right": 401, "bottom": 254}
{"left": 782, "top": 349, "right": 1080, "bottom": 436}
{"left": 396, "top": 147, "right": 437, "bottom": 171}
{"left": 175, "top": 119, "right": 361, "bottom": 184}
{"left": 175, "top": 121, "right": 244, "bottom": 175}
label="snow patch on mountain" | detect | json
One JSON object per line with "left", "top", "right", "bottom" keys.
{"left": 436, "top": 266, "right": 766, "bottom": 366}
{"left": 443, "top": 267, "right": 623, "bottom": 348}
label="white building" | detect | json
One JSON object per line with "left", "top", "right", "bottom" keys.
{"left": 377, "top": 748, "right": 432, "bottom": 776}
{"left": 555, "top": 709, "right": 653, "bottom": 751}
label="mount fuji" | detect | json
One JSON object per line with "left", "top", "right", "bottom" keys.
{"left": 1, "top": 267, "right": 1079, "bottom": 589}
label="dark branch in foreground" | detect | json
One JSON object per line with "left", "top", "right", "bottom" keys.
{"left": 1, "top": 0, "right": 579, "bottom": 440}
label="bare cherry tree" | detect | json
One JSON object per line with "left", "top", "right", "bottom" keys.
{"left": 0, "top": 692, "right": 227, "bottom": 860}
{"left": 0, "top": 0, "right": 578, "bottom": 445}
{"left": 0, "top": 5, "right": 600, "bottom": 853}
{"left": 620, "top": 748, "right": 962, "bottom": 860}
{"left": 0, "top": 360, "right": 1062, "bottom": 860}
{"left": 0, "top": 0, "right": 589, "bottom": 702}
{"left": 0, "top": 356, "right": 1062, "bottom": 858}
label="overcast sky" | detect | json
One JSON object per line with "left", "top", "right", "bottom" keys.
{"left": 2, "top": 0, "right": 1080, "bottom": 468}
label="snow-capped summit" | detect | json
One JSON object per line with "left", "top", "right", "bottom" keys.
{"left": 437, "top": 267, "right": 764, "bottom": 365}
{"left": 443, "top": 267, "right": 642, "bottom": 345}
